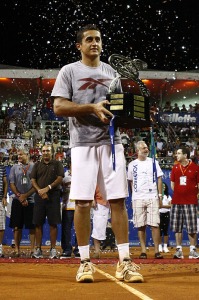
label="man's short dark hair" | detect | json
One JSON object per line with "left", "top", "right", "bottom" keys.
{"left": 76, "top": 24, "right": 101, "bottom": 43}
{"left": 180, "top": 146, "right": 190, "bottom": 159}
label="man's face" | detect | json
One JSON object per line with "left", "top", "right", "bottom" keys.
{"left": 176, "top": 149, "right": 186, "bottom": 162}
{"left": 76, "top": 30, "right": 102, "bottom": 59}
{"left": 42, "top": 146, "right": 52, "bottom": 161}
{"left": 18, "top": 151, "right": 28, "bottom": 164}
{"left": 138, "top": 143, "right": 149, "bottom": 158}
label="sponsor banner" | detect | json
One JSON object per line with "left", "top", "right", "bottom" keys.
{"left": 158, "top": 112, "right": 199, "bottom": 124}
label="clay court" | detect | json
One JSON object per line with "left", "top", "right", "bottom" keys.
{"left": 1, "top": 246, "right": 199, "bottom": 300}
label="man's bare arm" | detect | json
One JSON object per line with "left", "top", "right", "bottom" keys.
{"left": 53, "top": 97, "right": 113, "bottom": 124}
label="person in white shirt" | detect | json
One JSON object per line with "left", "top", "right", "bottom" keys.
{"left": 127, "top": 141, "right": 163, "bottom": 259}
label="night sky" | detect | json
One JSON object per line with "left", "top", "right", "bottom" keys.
{"left": 1, "top": 0, "right": 199, "bottom": 72}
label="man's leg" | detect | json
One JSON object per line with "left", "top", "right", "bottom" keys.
{"left": 110, "top": 198, "right": 144, "bottom": 283}
{"left": 14, "top": 228, "right": 22, "bottom": 255}
{"left": 61, "top": 210, "right": 73, "bottom": 254}
{"left": 29, "top": 229, "right": 35, "bottom": 253}
{"left": 109, "top": 199, "right": 128, "bottom": 245}
{"left": 32, "top": 225, "right": 43, "bottom": 258}
{"left": 50, "top": 224, "right": 57, "bottom": 249}
{"left": 74, "top": 201, "right": 92, "bottom": 251}
{"left": 175, "top": 232, "right": 183, "bottom": 246}
{"left": 74, "top": 201, "right": 94, "bottom": 283}
{"left": 151, "top": 226, "right": 162, "bottom": 254}
{"left": 138, "top": 226, "right": 147, "bottom": 254}
{"left": 188, "top": 232, "right": 197, "bottom": 247}
{"left": 93, "top": 238, "right": 101, "bottom": 257}
{"left": 35, "top": 225, "right": 43, "bottom": 247}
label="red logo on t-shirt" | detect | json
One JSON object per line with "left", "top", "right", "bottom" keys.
{"left": 78, "top": 78, "right": 111, "bottom": 90}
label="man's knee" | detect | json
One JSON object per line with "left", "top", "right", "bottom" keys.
{"left": 76, "top": 200, "right": 91, "bottom": 208}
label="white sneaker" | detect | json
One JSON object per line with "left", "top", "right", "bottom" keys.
{"left": 50, "top": 248, "right": 58, "bottom": 259}
{"left": 115, "top": 258, "right": 144, "bottom": 283}
{"left": 163, "top": 246, "right": 170, "bottom": 253}
{"left": 159, "top": 244, "right": 163, "bottom": 253}
{"left": 32, "top": 248, "right": 43, "bottom": 259}
{"left": 76, "top": 259, "right": 95, "bottom": 283}
{"left": 189, "top": 248, "right": 199, "bottom": 259}
{"left": 173, "top": 248, "right": 184, "bottom": 259}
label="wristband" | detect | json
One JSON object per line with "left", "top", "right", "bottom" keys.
{"left": 48, "top": 185, "right": 52, "bottom": 190}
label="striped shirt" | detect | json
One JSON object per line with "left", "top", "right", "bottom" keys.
{"left": 0, "top": 165, "right": 7, "bottom": 201}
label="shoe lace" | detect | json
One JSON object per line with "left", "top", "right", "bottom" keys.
{"left": 123, "top": 260, "right": 141, "bottom": 272}
{"left": 82, "top": 261, "right": 96, "bottom": 273}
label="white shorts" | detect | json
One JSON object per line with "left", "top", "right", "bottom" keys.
{"left": 70, "top": 145, "right": 128, "bottom": 201}
{"left": 132, "top": 198, "right": 160, "bottom": 227}
{"left": 0, "top": 202, "right": 6, "bottom": 230}
{"left": 91, "top": 203, "right": 110, "bottom": 240}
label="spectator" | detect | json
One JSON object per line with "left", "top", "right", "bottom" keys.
{"left": 185, "top": 138, "right": 196, "bottom": 149}
{"left": 127, "top": 140, "right": 163, "bottom": 259}
{"left": 163, "top": 101, "right": 172, "bottom": 112}
{"left": 170, "top": 147, "right": 199, "bottom": 259}
{"left": 44, "top": 128, "right": 52, "bottom": 143}
{"left": 52, "top": 137, "right": 61, "bottom": 154}
{"left": 55, "top": 147, "right": 65, "bottom": 161}
{"left": 156, "top": 136, "right": 164, "bottom": 152}
{"left": 181, "top": 104, "right": 187, "bottom": 112}
{"left": 30, "top": 144, "right": 64, "bottom": 259}
{"left": 22, "top": 128, "right": 32, "bottom": 141}
{"left": 159, "top": 183, "right": 172, "bottom": 253}
{"left": 33, "top": 125, "right": 42, "bottom": 143}
{"left": 91, "top": 186, "right": 110, "bottom": 259}
{"left": 9, "top": 149, "right": 36, "bottom": 257}
{"left": 0, "top": 163, "right": 8, "bottom": 257}
{"left": 172, "top": 103, "right": 180, "bottom": 112}
{"left": 60, "top": 168, "right": 79, "bottom": 259}
{"left": 0, "top": 141, "right": 8, "bottom": 156}
{"left": 188, "top": 104, "right": 194, "bottom": 113}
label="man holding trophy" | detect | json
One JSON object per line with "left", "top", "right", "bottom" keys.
{"left": 52, "top": 24, "right": 144, "bottom": 283}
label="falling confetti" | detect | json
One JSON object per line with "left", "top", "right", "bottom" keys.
{"left": 0, "top": 0, "right": 198, "bottom": 71}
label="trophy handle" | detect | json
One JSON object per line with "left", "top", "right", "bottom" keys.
{"left": 108, "top": 74, "right": 121, "bottom": 93}
{"left": 108, "top": 54, "right": 150, "bottom": 97}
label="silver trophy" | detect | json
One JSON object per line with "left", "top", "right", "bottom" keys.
{"left": 107, "top": 54, "right": 150, "bottom": 128}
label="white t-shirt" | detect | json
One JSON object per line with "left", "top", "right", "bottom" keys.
{"left": 51, "top": 61, "right": 121, "bottom": 148}
{"left": 127, "top": 157, "right": 163, "bottom": 199}
{"left": 159, "top": 195, "right": 171, "bottom": 213}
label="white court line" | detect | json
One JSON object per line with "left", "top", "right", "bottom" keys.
{"left": 95, "top": 267, "right": 153, "bottom": 300}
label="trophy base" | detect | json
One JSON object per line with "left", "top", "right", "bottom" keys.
{"left": 106, "top": 92, "right": 150, "bottom": 128}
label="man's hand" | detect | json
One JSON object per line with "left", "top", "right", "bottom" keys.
{"left": 94, "top": 100, "right": 113, "bottom": 124}
{"left": 38, "top": 187, "right": 49, "bottom": 197}
{"left": 2, "top": 198, "right": 7, "bottom": 207}
{"left": 41, "top": 193, "right": 49, "bottom": 200}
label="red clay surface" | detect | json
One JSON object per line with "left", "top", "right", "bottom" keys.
{"left": 0, "top": 246, "right": 199, "bottom": 300}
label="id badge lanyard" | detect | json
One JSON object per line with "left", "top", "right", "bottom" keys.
{"left": 21, "top": 164, "right": 30, "bottom": 184}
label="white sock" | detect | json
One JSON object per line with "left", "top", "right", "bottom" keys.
{"left": 163, "top": 244, "right": 168, "bottom": 248}
{"left": 190, "top": 245, "right": 195, "bottom": 251}
{"left": 117, "top": 243, "right": 130, "bottom": 263}
{"left": 176, "top": 245, "right": 182, "bottom": 250}
{"left": 78, "top": 245, "right": 90, "bottom": 261}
